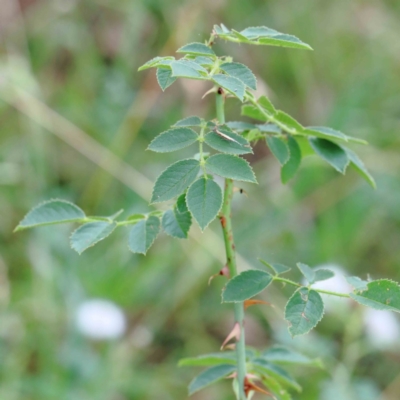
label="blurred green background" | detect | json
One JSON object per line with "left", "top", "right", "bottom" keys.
{"left": 1, "top": 0, "right": 400, "bottom": 399}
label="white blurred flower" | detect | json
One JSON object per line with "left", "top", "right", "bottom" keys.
{"left": 363, "top": 308, "right": 400, "bottom": 349}
{"left": 75, "top": 299, "right": 126, "bottom": 340}
{"left": 310, "top": 265, "right": 352, "bottom": 312}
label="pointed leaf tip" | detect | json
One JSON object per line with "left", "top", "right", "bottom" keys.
{"left": 15, "top": 199, "right": 85, "bottom": 231}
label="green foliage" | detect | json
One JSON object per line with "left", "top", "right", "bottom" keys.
{"left": 350, "top": 280, "right": 400, "bottom": 312}
{"left": 177, "top": 42, "right": 216, "bottom": 57}
{"left": 70, "top": 222, "right": 117, "bottom": 254}
{"left": 261, "top": 346, "right": 321, "bottom": 367}
{"left": 204, "top": 127, "right": 252, "bottom": 155}
{"left": 220, "top": 62, "right": 257, "bottom": 90}
{"left": 188, "top": 364, "right": 236, "bottom": 395}
{"left": 309, "top": 138, "right": 349, "bottom": 174}
{"left": 179, "top": 352, "right": 236, "bottom": 367}
{"left": 151, "top": 159, "right": 200, "bottom": 203}
{"left": 186, "top": 177, "right": 222, "bottom": 231}
{"left": 147, "top": 127, "right": 198, "bottom": 153}
{"left": 212, "top": 74, "right": 245, "bottom": 101}
{"left": 156, "top": 68, "right": 176, "bottom": 91}
{"left": 15, "top": 199, "right": 85, "bottom": 231}
{"left": 128, "top": 216, "right": 160, "bottom": 254}
{"left": 297, "top": 262, "right": 334, "bottom": 284}
{"left": 284, "top": 287, "right": 324, "bottom": 337}
{"left": 205, "top": 154, "right": 257, "bottom": 183}
{"left": 214, "top": 24, "right": 312, "bottom": 50}
{"left": 266, "top": 136, "right": 290, "bottom": 165}
{"left": 222, "top": 270, "right": 273, "bottom": 302}
{"left": 281, "top": 136, "right": 302, "bottom": 183}
{"left": 259, "top": 259, "right": 291, "bottom": 276}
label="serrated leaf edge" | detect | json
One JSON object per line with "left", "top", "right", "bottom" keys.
{"left": 69, "top": 221, "right": 117, "bottom": 255}
{"left": 15, "top": 199, "right": 86, "bottom": 231}
{"left": 284, "top": 288, "right": 325, "bottom": 337}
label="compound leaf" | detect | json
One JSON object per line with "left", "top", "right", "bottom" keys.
{"left": 188, "top": 364, "right": 236, "bottom": 395}
{"left": 350, "top": 279, "right": 400, "bottom": 312}
{"left": 220, "top": 62, "right": 257, "bottom": 90}
{"left": 266, "top": 136, "right": 290, "bottom": 165}
{"left": 309, "top": 138, "right": 349, "bottom": 174}
{"left": 212, "top": 74, "right": 245, "bottom": 101}
{"left": 128, "top": 216, "right": 160, "bottom": 254}
{"left": 151, "top": 159, "right": 200, "bottom": 203}
{"left": 258, "top": 95, "right": 276, "bottom": 115}
{"left": 70, "top": 222, "right": 117, "bottom": 254}
{"left": 156, "top": 68, "right": 176, "bottom": 91}
{"left": 222, "top": 270, "right": 273, "bottom": 302}
{"left": 186, "top": 177, "right": 222, "bottom": 231}
{"left": 206, "top": 154, "right": 257, "bottom": 183}
{"left": 15, "top": 199, "right": 85, "bottom": 231}
{"left": 281, "top": 136, "right": 301, "bottom": 183}
{"left": 284, "top": 287, "right": 324, "bottom": 337}
{"left": 148, "top": 127, "right": 198, "bottom": 153}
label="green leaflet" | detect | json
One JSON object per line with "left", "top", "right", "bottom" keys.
{"left": 173, "top": 116, "right": 203, "bottom": 127}
{"left": 266, "top": 136, "right": 290, "bottom": 165}
{"left": 177, "top": 42, "right": 216, "bottom": 57}
{"left": 241, "top": 104, "right": 267, "bottom": 121}
{"left": 15, "top": 199, "right": 85, "bottom": 231}
{"left": 261, "top": 346, "right": 322, "bottom": 367}
{"left": 212, "top": 74, "right": 245, "bottom": 101}
{"left": 297, "top": 263, "right": 334, "bottom": 284}
{"left": 303, "top": 126, "right": 348, "bottom": 142}
{"left": 70, "top": 222, "right": 117, "bottom": 254}
{"left": 257, "top": 123, "right": 281, "bottom": 134}
{"left": 214, "top": 25, "right": 312, "bottom": 50}
{"left": 284, "top": 287, "right": 324, "bottom": 337}
{"left": 222, "top": 270, "right": 273, "bottom": 302}
{"left": 204, "top": 127, "right": 252, "bottom": 155}
{"left": 188, "top": 364, "right": 236, "bottom": 395}
{"left": 251, "top": 359, "right": 301, "bottom": 392}
{"left": 205, "top": 154, "right": 257, "bottom": 183}
{"left": 309, "top": 138, "right": 349, "bottom": 174}
{"left": 259, "top": 259, "right": 291, "bottom": 276}
{"left": 147, "top": 127, "right": 198, "bottom": 153}
{"left": 193, "top": 56, "right": 214, "bottom": 66}
{"left": 128, "top": 216, "right": 160, "bottom": 254}
{"left": 258, "top": 95, "right": 276, "bottom": 115}
{"left": 350, "top": 279, "right": 400, "bottom": 312}
{"left": 162, "top": 207, "right": 192, "bottom": 239}
{"left": 186, "top": 177, "right": 222, "bottom": 231}
{"left": 151, "top": 159, "right": 200, "bottom": 203}
{"left": 220, "top": 62, "right": 257, "bottom": 90}
{"left": 274, "top": 111, "right": 303, "bottom": 133}
{"left": 137, "top": 56, "right": 174, "bottom": 71}
{"left": 226, "top": 121, "right": 258, "bottom": 131}
{"left": 170, "top": 60, "right": 207, "bottom": 80}
{"left": 156, "top": 68, "right": 176, "bottom": 91}
{"left": 179, "top": 352, "right": 236, "bottom": 367}
{"left": 281, "top": 136, "right": 302, "bottom": 183}
{"left": 346, "top": 276, "right": 368, "bottom": 291}
{"left": 260, "top": 376, "right": 292, "bottom": 400}
{"left": 345, "top": 148, "right": 376, "bottom": 188}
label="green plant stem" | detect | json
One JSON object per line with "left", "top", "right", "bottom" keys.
{"left": 216, "top": 90, "right": 247, "bottom": 400}
{"left": 273, "top": 276, "right": 351, "bottom": 298}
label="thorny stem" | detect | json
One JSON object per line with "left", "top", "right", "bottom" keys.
{"left": 216, "top": 89, "right": 247, "bottom": 400}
